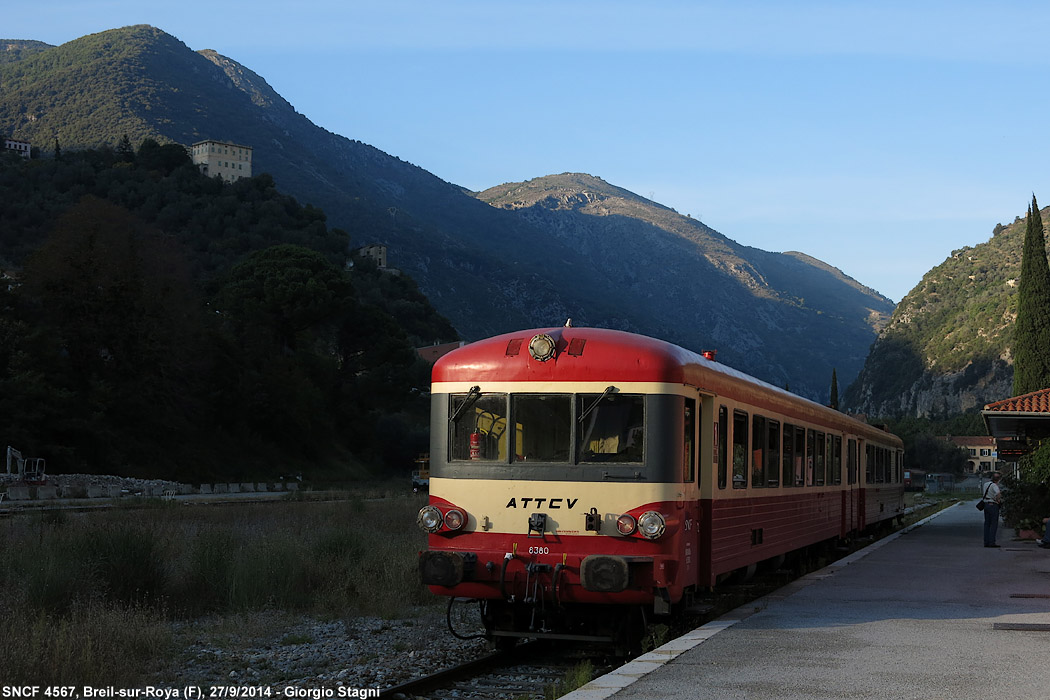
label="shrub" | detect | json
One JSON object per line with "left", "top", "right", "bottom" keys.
{"left": 1001, "top": 476, "right": 1050, "bottom": 530}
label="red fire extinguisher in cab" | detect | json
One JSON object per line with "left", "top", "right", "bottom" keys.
{"left": 469, "top": 432, "right": 481, "bottom": 460}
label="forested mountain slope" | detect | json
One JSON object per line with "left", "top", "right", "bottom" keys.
{"left": 2, "top": 25, "right": 893, "bottom": 398}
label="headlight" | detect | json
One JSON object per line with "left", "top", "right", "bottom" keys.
{"left": 528, "top": 334, "right": 557, "bottom": 362}
{"left": 615, "top": 513, "right": 637, "bottom": 536}
{"left": 417, "top": 505, "right": 443, "bottom": 533}
{"left": 443, "top": 509, "right": 465, "bottom": 531}
{"left": 638, "top": 511, "right": 666, "bottom": 539}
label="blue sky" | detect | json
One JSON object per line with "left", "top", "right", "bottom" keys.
{"left": 6, "top": 1, "right": 1050, "bottom": 302}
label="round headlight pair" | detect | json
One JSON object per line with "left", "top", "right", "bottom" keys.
{"left": 416, "top": 505, "right": 466, "bottom": 533}
{"left": 615, "top": 511, "right": 666, "bottom": 539}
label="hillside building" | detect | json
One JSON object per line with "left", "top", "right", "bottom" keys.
{"left": 940, "top": 435, "right": 999, "bottom": 474}
{"left": 3, "top": 136, "right": 31, "bottom": 159}
{"left": 190, "top": 140, "right": 252, "bottom": 182}
{"left": 357, "top": 244, "right": 388, "bottom": 268}
{"left": 352, "top": 244, "right": 400, "bottom": 275}
{"left": 983, "top": 387, "right": 1050, "bottom": 480}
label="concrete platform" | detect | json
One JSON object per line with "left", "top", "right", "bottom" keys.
{"left": 565, "top": 502, "right": 1050, "bottom": 700}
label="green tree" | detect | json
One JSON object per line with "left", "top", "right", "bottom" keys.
{"left": 829, "top": 368, "right": 839, "bottom": 410}
{"left": 19, "top": 196, "right": 208, "bottom": 473}
{"left": 116, "top": 133, "right": 134, "bottom": 162}
{"left": 213, "top": 244, "right": 355, "bottom": 352}
{"left": 211, "top": 245, "right": 360, "bottom": 460}
{"left": 1013, "top": 195, "right": 1050, "bottom": 396}
{"left": 909, "top": 434, "right": 970, "bottom": 476}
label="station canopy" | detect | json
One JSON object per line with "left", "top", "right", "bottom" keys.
{"left": 982, "top": 388, "right": 1050, "bottom": 460}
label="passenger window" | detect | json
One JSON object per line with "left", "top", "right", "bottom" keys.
{"left": 793, "top": 426, "right": 805, "bottom": 486}
{"left": 718, "top": 406, "right": 728, "bottom": 489}
{"left": 514, "top": 395, "right": 571, "bottom": 462}
{"left": 806, "top": 430, "right": 816, "bottom": 486}
{"left": 576, "top": 393, "right": 644, "bottom": 463}
{"left": 814, "top": 431, "right": 826, "bottom": 486}
{"left": 751, "top": 415, "right": 766, "bottom": 488}
{"left": 832, "top": 435, "right": 842, "bottom": 485}
{"left": 847, "top": 439, "right": 857, "bottom": 485}
{"left": 766, "top": 420, "right": 780, "bottom": 487}
{"left": 732, "top": 410, "right": 748, "bottom": 489}
{"left": 782, "top": 423, "right": 795, "bottom": 487}
{"left": 450, "top": 392, "right": 508, "bottom": 461}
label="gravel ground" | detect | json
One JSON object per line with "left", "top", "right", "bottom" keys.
{"left": 3, "top": 473, "right": 491, "bottom": 691}
{"left": 158, "top": 605, "right": 493, "bottom": 691}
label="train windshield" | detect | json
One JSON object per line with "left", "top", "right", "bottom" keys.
{"left": 513, "top": 395, "right": 571, "bottom": 462}
{"left": 577, "top": 393, "right": 644, "bottom": 463}
{"left": 449, "top": 392, "right": 508, "bottom": 461}
{"left": 448, "top": 392, "right": 644, "bottom": 464}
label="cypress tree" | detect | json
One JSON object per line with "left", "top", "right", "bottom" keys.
{"left": 829, "top": 368, "right": 839, "bottom": 410}
{"left": 1012, "top": 195, "right": 1050, "bottom": 395}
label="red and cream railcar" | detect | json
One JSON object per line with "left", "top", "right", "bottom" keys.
{"left": 417, "top": 326, "right": 903, "bottom": 646}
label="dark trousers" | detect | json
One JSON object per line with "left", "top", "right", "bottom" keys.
{"left": 984, "top": 503, "right": 1000, "bottom": 545}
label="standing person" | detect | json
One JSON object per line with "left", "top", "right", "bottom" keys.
{"left": 982, "top": 472, "right": 1004, "bottom": 548}
{"left": 1037, "top": 517, "right": 1050, "bottom": 549}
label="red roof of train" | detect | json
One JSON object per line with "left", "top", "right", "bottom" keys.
{"left": 432, "top": 327, "right": 700, "bottom": 384}
{"left": 433, "top": 326, "right": 902, "bottom": 447}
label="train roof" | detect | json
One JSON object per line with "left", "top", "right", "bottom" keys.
{"left": 433, "top": 326, "right": 901, "bottom": 446}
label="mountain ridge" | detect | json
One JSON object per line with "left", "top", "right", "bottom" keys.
{"left": 1, "top": 25, "right": 893, "bottom": 399}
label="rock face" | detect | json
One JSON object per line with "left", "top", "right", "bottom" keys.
{"left": 473, "top": 174, "right": 893, "bottom": 398}
{"left": 845, "top": 208, "right": 1039, "bottom": 418}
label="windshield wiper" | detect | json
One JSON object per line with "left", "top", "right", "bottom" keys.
{"left": 578, "top": 386, "right": 616, "bottom": 423}
{"left": 449, "top": 385, "right": 482, "bottom": 424}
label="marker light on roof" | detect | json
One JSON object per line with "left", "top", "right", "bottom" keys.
{"left": 528, "top": 334, "right": 557, "bottom": 362}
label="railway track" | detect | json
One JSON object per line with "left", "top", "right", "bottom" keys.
{"left": 378, "top": 641, "right": 612, "bottom": 700}
{"left": 375, "top": 574, "right": 796, "bottom": 700}
{"left": 378, "top": 503, "right": 943, "bottom": 699}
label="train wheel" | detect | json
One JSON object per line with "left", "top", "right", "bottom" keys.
{"left": 729, "top": 562, "right": 757, "bottom": 584}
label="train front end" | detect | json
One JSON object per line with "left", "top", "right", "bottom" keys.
{"left": 417, "top": 327, "right": 699, "bottom": 650}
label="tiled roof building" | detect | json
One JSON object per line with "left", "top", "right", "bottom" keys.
{"left": 982, "top": 387, "right": 1050, "bottom": 465}
{"left": 984, "top": 388, "right": 1050, "bottom": 414}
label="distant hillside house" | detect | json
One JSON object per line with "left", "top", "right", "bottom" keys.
{"left": 940, "top": 435, "right": 1000, "bottom": 474}
{"left": 191, "top": 140, "right": 252, "bottom": 182}
{"left": 3, "top": 136, "right": 31, "bottom": 159}
{"left": 357, "top": 244, "right": 388, "bottom": 268}
{"left": 355, "top": 244, "right": 400, "bottom": 275}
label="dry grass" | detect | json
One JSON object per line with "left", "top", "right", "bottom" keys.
{"left": 0, "top": 489, "right": 435, "bottom": 684}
